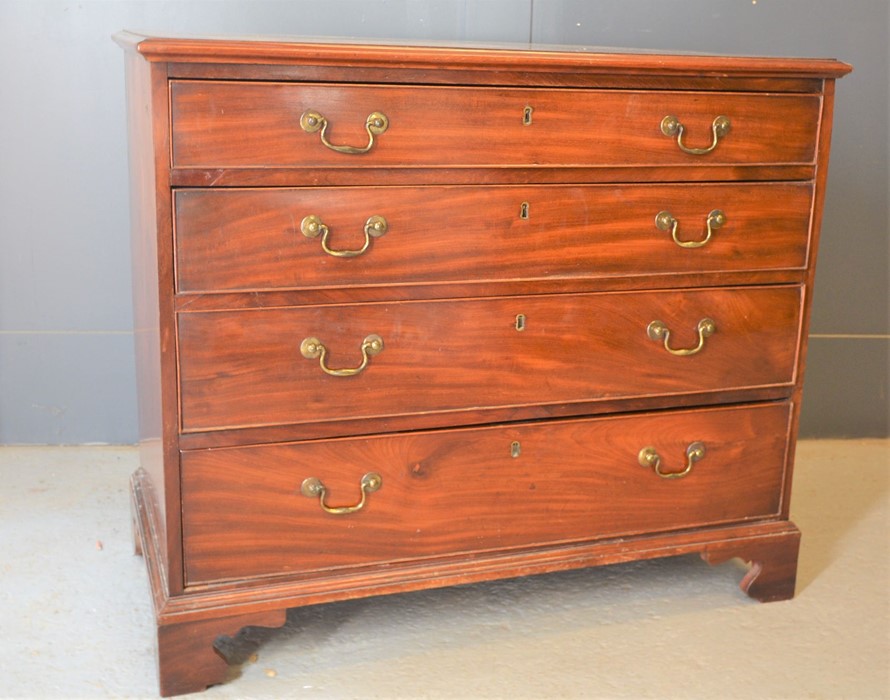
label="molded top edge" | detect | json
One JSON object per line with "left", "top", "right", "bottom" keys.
{"left": 114, "top": 31, "right": 851, "bottom": 79}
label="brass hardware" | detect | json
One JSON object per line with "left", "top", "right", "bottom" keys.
{"left": 638, "top": 442, "right": 705, "bottom": 479}
{"left": 519, "top": 201, "right": 530, "bottom": 219}
{"left": 300, "top": 214, "right": 387, "bottom": 257}
{"left": 647, "top": 318, "right": 716, "bottom": 356}
{"left": 660, "top": 115, "right": 730, "bottom": 155}
{"left": 655, "top": 209, "right": 726, "bottom": 248}
{"left": 523, "top": 105, "right": 534, "bottom": 125}
{"left": 300, "top": 472, "right": 382, "bottom": 514}
{"left": 300, "top": 334, "right": 384, "bottom": 376}
{"left": 515, "top": 314, "right": 527, "bottom": 331}
{"left": 511, "top": 441, "right": 522, "bottom": 458}
{"left": 299, "top": 109, "right": 389, "bottom": 154}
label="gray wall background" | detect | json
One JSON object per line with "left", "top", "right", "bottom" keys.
{"left": 0, "top": 0, "right": 887, "bottom": 444}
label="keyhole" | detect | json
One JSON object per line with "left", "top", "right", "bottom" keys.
{"left": 515, "top": 314, "right": 526, "bottom": 332}
{"left": 519, "top": 201, "right": 530, "bottom": 219}
{"left": 523, "top": 106, "right": 533, "bottom": 125}
{"left": 511, "top": 441, "right": 522, "bottom": 458}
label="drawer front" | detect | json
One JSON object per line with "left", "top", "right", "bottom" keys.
{"left": 174, "top": 183, "right": 813, "bottom": 293}
{"left": 170, "top": 81, "right": 820, "bottom": 168}
{"left": 181, "top": 402, "right": 791, "bottom": 584}
{"left": 177, "top": 286, "right": 802, "bottom": 432}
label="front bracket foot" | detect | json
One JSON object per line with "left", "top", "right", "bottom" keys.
{"left": 157, "top": 609, "right": 287, "bottom": 697}
{"left": 701, "top": 523, "right": 801, "bottom": 602}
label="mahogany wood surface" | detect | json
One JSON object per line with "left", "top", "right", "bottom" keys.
{"left": 117, "top": 33, "right": 849, "bottom": 696}
{"left": 174, "top": 183, "right": 813, "bottom": 293}
{"left": 177, "top": 285, "right": 802, "bottom": 434}
{"left": 170, "top": 81, "right": 820, "bottom": 168}
{"left": 169, "top": 163, "right": 819, "bottom": 188}
{"left": 779, "top": 80, "right": 842, "bottom": 520}
{"left": 134, "top": 458, "right": 802, "bottom": 695}
{"left": 181, "top": 402, "right": 791, "bottom": 584}
{"left": 122, "top": 49, "right": 181, "bottom": 584}
{"left": 157, "top": 609, "right": 287, "bottom": 696}
{"left": 171, "top": 268, "right": 811, "bottom": 313}
{"left": 175, "top": 387, "right": 795, "bottom": 451}
{"left": 169, "top": 62, "right": 829, "bottom": 93}
{"left": 135, "top": 465, "right": 802, "bottom": 615}
{"left": 122, "top": 32, "right": 851, "bottom": 80}
{"left": 701, "top": 524, "right": 801, "bottom": 602}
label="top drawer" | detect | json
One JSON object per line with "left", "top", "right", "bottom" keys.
{"left": 170, "top": 81, "right": 821, "bottom": 169}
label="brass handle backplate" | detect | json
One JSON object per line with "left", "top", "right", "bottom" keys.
{"left": 655, "top": 209, "right": 726, "bottom": 248}
{"left": 647, "top": 318, "right": 716, "bottom": 356}
{"left": 299, "top": 110, "right": 388, "bottom": 154}
{"left": 300, "top": 472, "right": 382, "bottom": 514}
{"left": 301, "top": 214, "right": 387, "bottom": 258}
{"left": 638, "top": 442, "right": 706, "bottom": 479}
{"left": 661, "top": 115, "right": 730, "bottom": 155}
{"left": 300, "top": 334, "right": 384, "bottom": 377}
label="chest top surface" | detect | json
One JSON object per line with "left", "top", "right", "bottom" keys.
{"left": 115, "top": 31, "right": 850, "bottom": 79}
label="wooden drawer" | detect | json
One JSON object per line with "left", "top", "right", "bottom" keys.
{"left": 170, "top": 81, "right": 820, "bottom": 168}
{"left": 174, "top": 183, "right": 813, "bottom": 293}
{"left": 181, "top": 402, "right": 791, "bottom": 584}
{"left": 177, "top": 285, "right": 802, "bottom": 433}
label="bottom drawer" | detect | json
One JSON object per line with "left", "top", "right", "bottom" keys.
{"left": 181, "top": 402, "right": 792, "bottom": 585}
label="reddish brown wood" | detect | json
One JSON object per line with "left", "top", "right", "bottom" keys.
{"left": 117, "top": 31, "right": 851, "bottom": 81}
{"left": 181, "top": 402, "right": 791, "bottom": 584}
{"left": 130, "top": 468, "right": 169, "bottom": 617}
{"left": 170, "top": 81, "right": 820, "bottom": 168}
{"left": 157, "top": 610, "right": 287, "bottom": 696}
{"left": 117, "top": 33, "right": 849, "bottom": 696}
{"left": 122, "top": 45, "right": 166, "bottom": 563}
{"left": 159, "top": 522, "right": 807, "bottom": 617}
{"left": 701, "top": 524, "right": 801, "bottom": 602}
{"left": 168, "top": 61, "right": 829, "bottom": 93}
{"left": 176, "top": 285, "right": 802, "bottom": 435}
{"left": 174, "top": 183, "right": 812, "bottom": 294}
{"left": 175, "top": 386, "right": 795, "bottom": 450}
{"left": 781, "top": 80, "right": 843, "bottom": 519}
{"left": 170, "top": 269, "right": 809, "bottom": 313}
{"left": 169, "top": 163, "right": 819, "bottom": 188}
{"left": 122, "top": 47, "right": 185, "bottom": 594}
{"left": 135, "top": 455, "right": 798, "bottom": 615}
{"left": 144, "top": 466, "right": 801, "bottom": 615}
{"left": 131, "top": 505, "right": 143, "bottom": 557}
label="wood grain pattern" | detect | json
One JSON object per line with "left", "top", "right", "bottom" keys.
{"left": 167, "top": 61, "right": 828, "bottom": 93}
{"left": 169, "top": 163, "right": 819, "bottom": 188}
{"left": 701, "top": 524, "right": 801, "bottom": 602}
{"left": 124, "top": 33, "right": 850, "bottom": 81}
{"left": 779, "top": 79, "right": 842, "bottom": 520}
{"left": 157, "top": 610, "right": 286, "bottom": 696}
{"left": 181, "top": 402, "right": 791, "bottom": 584}
{"left": 170, "top": 81, "right": 820, "bottom": 168}
{"left": 177, "top": 285, "right": 802, "bottom": 434}
{"left": 174, "top": 183, "right": 813, "bottom": 293}
{"left": 117, "top": 34, "right": 849, "bottom": 696}
{"left": 122, "top": 49, "right": 185, "bottom": 592}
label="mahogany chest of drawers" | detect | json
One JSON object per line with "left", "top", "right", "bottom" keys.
{"left": 116, "top": 33, "right": 850, "bottom": 696}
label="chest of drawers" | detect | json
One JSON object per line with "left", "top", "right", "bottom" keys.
{"left": 116, "top": 33, "right": 850, "bottom": 696}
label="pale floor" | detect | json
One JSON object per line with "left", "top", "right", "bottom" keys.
{"left": 0, "top": 440, "right": 887, "bottom": 700}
